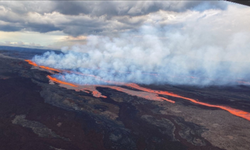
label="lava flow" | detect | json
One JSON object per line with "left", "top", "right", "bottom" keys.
{"left": 25, "top": 60, "right": 38, "bottom": 67}
{"left": 25, "top": 59, "right": 250, "bottom": 121}
{"left": 25, "top": 60, "right": 61, "bottom": 72}
{"left": 47, "top": 75, "right": 78, "bottom": 87}
{"left": 125, "top": 83, "right": 250, "bottom": 121}
{"left": 47, "top": 75, "right": 174, "bottom": 103}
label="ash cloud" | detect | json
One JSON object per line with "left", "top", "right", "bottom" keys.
{"left": 32, "top": 4, "right": 250, "bottom": 86}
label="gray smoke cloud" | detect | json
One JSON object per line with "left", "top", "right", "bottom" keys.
{"left": 32, "top": 4, "right": 250, "bottom": 86}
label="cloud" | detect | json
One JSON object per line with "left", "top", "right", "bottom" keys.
{"left": 0, "top": 1, "right": 228, "bottom": 36}
{"left": 53, "top": 1, "right": 227, "bottom": 16}
{"left": 0, "top": 22, "right": 22, "bottom": 31}
{"left": 25, "top": 22, "right": 60, "bottom": 33}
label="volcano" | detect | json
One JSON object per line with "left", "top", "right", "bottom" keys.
{"left": 0, "top": 50, "right": 250, "bottom": 150}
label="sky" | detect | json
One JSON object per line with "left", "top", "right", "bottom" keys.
{"left": 0, "top": 0, "right": 249, "bottom": 49}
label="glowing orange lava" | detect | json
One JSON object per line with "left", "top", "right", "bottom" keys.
{"left": 25, "top": 60, "right": 61, "bottom": 72}
{"left": 25, "top": 60, "right": 250, "bottom": 121}
{"left": 125, "top": 83, "right": 250, "bottom": 121}
{"left": 47, "top": 75, "right": 78, "bottom": 87}
{"left": 39, "top": 66, "right": 61, "bottom": 72}
{"left": 25, "top": 60, "right": 38, "bottom": 67}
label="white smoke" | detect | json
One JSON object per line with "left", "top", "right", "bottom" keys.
{"left": 32, "top": 4, "right": 250, "bottom": 86}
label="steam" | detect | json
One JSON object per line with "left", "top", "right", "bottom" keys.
{"left": 32, "top": 4, "right": 250, "bottom": 86}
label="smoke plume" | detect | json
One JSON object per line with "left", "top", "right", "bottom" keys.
{"left": 32, "top": 4, "right": 250, "bottom": 86}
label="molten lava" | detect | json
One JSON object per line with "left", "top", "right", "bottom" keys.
{"left": 125, "top": 83, "right": 250, "bottom": 121}
{"left": 25, "top": 60, "right": 38, "bottom": 67}
{"left": 25, "top": 60, "right": 61, "bottom": 72}
{"left": 25, "top": 59, "right": 250, "bottom": 121}
{"left": 39, "top": 66, "right": 61, "bottom": 72}
{"left": 47, "top": 75, "right": 78, "bottom": 87}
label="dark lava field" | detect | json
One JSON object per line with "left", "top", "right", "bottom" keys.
{"left": 0, "top": 50, "right": 250, "bottom": 150}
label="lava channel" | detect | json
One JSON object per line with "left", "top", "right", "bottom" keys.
{"left": 25, "top": 59, "right": 250, "bottom": 121}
